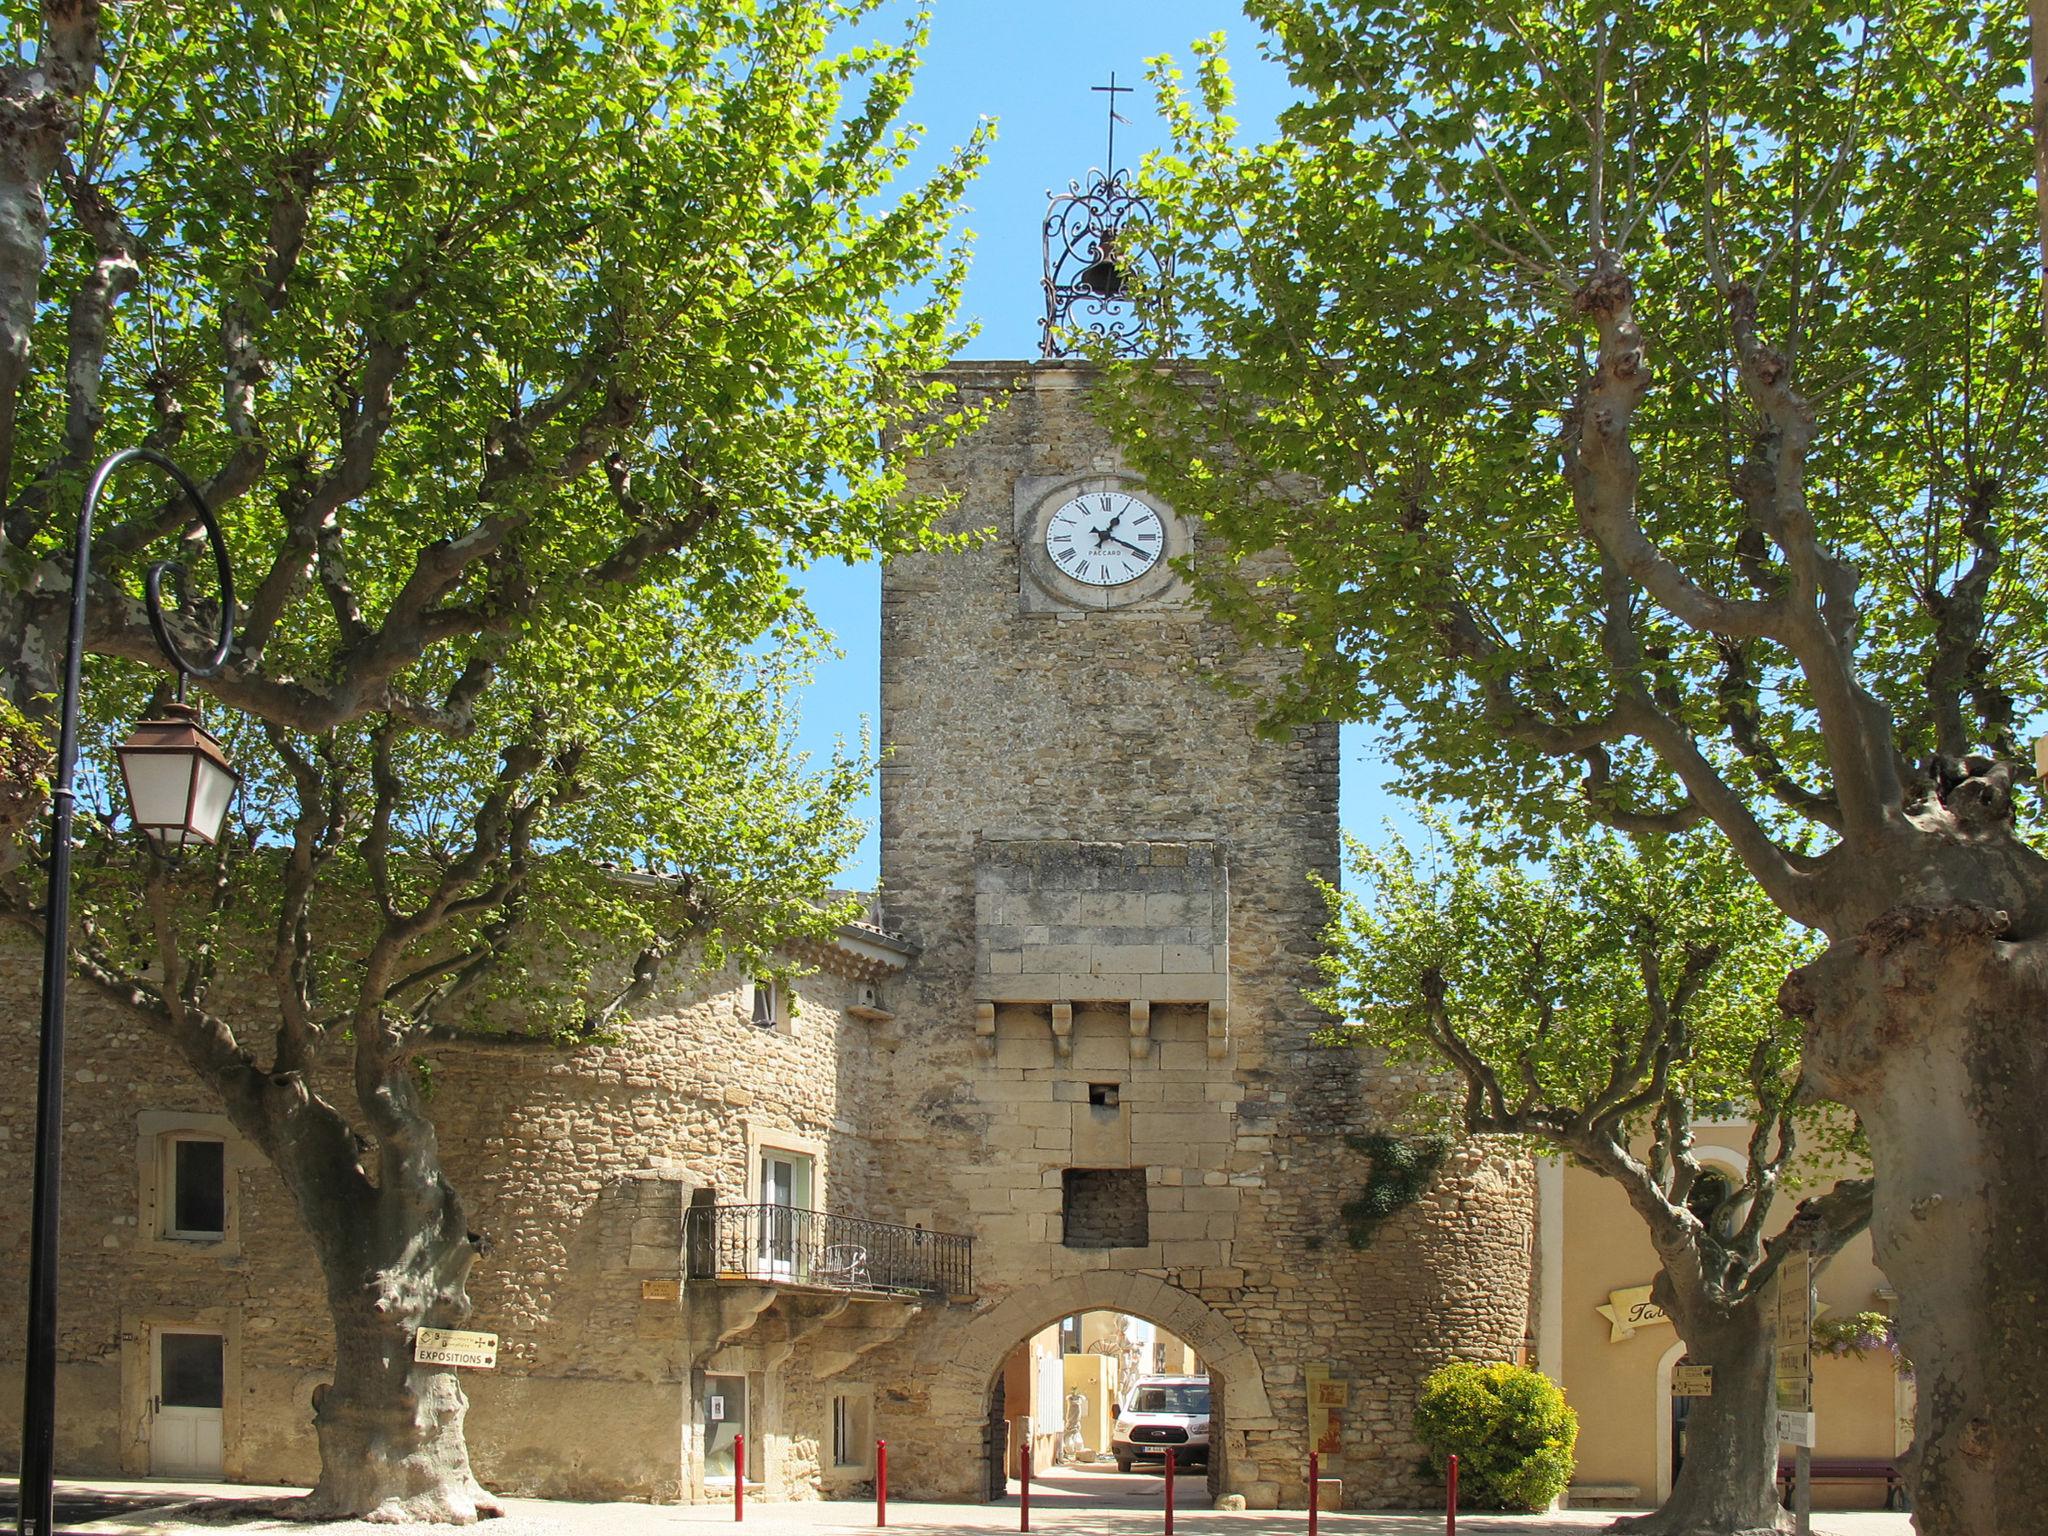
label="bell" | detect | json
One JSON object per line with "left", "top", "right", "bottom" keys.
{"left": 1076, "top": 257, "right": 1125, "bottom": 299}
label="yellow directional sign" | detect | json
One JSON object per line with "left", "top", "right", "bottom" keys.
{"left": 1305, "top": 1364, "right": 1348, "bottom": 1454}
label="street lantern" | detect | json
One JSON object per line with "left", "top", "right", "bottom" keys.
{"left": 18, "top": 447, "right": 236, "bottom": 1536}
{"left": 115, "top": 702, "right": 239, "bottom": 847}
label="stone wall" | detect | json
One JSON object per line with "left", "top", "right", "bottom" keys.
{"left": 864, "top": 362, "right": 1535, "bottom": 1508}
{"left": 0, "top": 931, "right": 901, "bottom": 1502}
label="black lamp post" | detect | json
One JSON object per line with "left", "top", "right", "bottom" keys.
{"left": 16, "top": 448, "right": 237, "bottom": 1536}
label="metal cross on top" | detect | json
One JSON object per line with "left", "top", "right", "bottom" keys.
{"left": 1092, "top": 71, "right": 1134, "bottom": 177}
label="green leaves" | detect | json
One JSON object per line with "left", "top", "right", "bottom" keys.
{"left": 1413, "top": 1361, "right": 1578, "bottom": 1512}
{"left": 1108, "top": 0, "right": 2045, "bottom": 843}
{"left": 12, "top": 0, "right": 990, "bottom": 1041}
{"left": 1314, "top": 813, "right": 1808, "bottom": 1130}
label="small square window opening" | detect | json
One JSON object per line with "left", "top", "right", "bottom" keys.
{"left": 1087, "top": 1083, "right": 1120, "bottom": 1107}
{"left": 1061, "top": 1167, "right": 1149, "bottom": 1249}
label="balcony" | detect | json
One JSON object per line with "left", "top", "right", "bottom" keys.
{"left": 685, "top": 1203, "right": 973, "bottom": 1301}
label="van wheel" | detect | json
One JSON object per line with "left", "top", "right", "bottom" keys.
{"left": 1116, "top": 1456, "right": 1134, "bottom": 1474}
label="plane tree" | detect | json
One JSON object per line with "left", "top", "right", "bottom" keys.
{"left": 1102, "top": 4, "right": 2046, "bottom": 1529}
{"left": 1320, "top": 820, "right": 1869, "bottom": 1534}
{"left": 0, "top": 0, "right": 986, "bottom": 1519}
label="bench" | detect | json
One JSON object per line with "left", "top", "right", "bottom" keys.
{"left": 1566, "top": 1483, "right": 1642, "bottom": 1509}
{"left": 1776, "top": 1456, "right": 1905, "bottom": 1511}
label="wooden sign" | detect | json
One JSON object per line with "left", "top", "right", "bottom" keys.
{"left": 1672, "top": 1365, "right": 1714, "bottom": 1397}
{"left": 415, "top": 1328, "right": 498, "bottom": 1369}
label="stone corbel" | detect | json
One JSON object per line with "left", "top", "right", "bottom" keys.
{"left": 975, "top": 1002, "right": 996, "bottom": 1059}
{"left": 1207, "top": 1001, "right": 1230, "bottom": 1061}
{"left": 1129, "top": 999, "right": 1152, "bottom": 1061}
{"left": 1050, "top": 1002, "right": 1074, "bottom": 1061}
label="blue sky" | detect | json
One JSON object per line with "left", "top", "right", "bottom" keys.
{"left": 790, "top": 2, "right": 1409, "bottom": 890}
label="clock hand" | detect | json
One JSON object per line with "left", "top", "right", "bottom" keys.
{"left": 1101, "top": 533, "right": 1150, "bottom": 558}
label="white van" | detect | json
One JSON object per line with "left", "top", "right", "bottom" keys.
{"left": 1111, "top": 1375, "right": 1211, "bottom": 1473}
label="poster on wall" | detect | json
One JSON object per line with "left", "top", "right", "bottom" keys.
{"left": 1305, "top": 1363, "right": 1347, "bottom": 1455}
{"left": 709, "top": 1395, "right": 726, "bottom": 1422}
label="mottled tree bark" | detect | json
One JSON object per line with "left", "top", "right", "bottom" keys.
{"left": 1613, "top": 1300, "right": 1785, "bottom": 1536}
{"left": 204, "top": 1059, "right": 503, "bottom": 1523}
{"left": 1785, "top": 796, "right": 2048, "bottom": 1536}
{"left": 300, "top": 1184, "right": 499, "bottom": 1524}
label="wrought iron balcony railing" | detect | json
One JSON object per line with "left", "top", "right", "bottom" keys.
{"left": 684, "top": 1203, "right": 973, "bottom": 1299}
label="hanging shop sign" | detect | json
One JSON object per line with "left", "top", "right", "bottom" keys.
{"left": 1595, "top": 1284, "right": 1673, "bottom": 1343}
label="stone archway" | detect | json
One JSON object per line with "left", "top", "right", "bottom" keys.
{"left": 889, "top": 1271, "right": 1275, "bottom": 1504}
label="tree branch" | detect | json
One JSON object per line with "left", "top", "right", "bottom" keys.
{"left": 0, "top": 0, "right": 101, "bottom": 508}
{"left": 1721, "top": 281, "right": 1903, "bottom": 835}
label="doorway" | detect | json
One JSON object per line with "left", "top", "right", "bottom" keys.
{"left": 149, "top": 1329, "right": 224, "bottom": 1477}
{"left": 704, "top": 1372, "right": 749, "bottom": 1483}
{"left": 756, "top": 1150, "right": 812, "bottom": 1280}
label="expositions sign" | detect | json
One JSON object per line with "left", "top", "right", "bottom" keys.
{"left": 415, "top": 1327, "right": 499, "bottom": 1369}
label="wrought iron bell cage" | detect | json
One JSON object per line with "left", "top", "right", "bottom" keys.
{"left": 1039, "top": 165, "right": 1172, "bottom": 360}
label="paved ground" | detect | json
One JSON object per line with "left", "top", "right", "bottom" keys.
{"left": 40, "top": 1465, "right": 1915, "bottom": 1536}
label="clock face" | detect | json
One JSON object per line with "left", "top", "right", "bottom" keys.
{"left": 1043, "top": 491, "right": 1165, "bottom": 587}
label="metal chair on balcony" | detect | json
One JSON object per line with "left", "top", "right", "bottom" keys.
{"left": 813, "top": 1244, "right": 870, "bottom": 1290}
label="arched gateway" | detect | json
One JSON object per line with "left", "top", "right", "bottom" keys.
{"left": 870, "top": 1271, "right": 1273, "bottom": 1504}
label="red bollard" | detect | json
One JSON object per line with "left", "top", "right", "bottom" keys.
{"left": 735, "top": 1434, "right": 746, "bottom": 1523}
{"left": 1021, "top": 1438, "right": 1032, "bottom": 1532}
{"left": 1446, "top": 1452, "right": 1458, "bottom": 1536}
{"left": 1165, "top": 1447, "right": 1176, "bottom": 1536}
{"left": 1308, "top": 1450, "right": 1320, "bottom": 1536}
{"left": 877, "top": 1439, "right": 888, "bottom": 1528}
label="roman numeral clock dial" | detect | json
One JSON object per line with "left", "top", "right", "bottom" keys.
{"left": 1044, "top": 491, "right": 1164, "bottom": 587}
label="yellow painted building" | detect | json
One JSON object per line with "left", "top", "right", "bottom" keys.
{"left": 1538, "top": 1126, "right": 1906, "bottom": 1511}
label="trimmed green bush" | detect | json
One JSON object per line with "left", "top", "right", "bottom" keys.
{"left": 1413, "top": 1361, "right": 1577, "bottom": 1511}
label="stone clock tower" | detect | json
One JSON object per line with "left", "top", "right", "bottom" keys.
{"left": 857, "top": 362, "right": 1538, "bottom": 1508}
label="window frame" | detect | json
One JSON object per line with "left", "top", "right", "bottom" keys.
{"left": 740, "top": 975, "right": 796, "bottom": 1034}
{"left": 135, "top": 1111, "right": 243, "bottom": 1257}
{"left": 828, "top": 1387, "right": 874, "bottom": 1478}
{"left": 163, "top": 1133, "right": 229, "bottom": 1241}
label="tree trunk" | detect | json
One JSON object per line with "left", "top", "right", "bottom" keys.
{"left": 1791, "top": 893, "right": 2048, "bottom": 1536}
{"left": 303, "top": 1301, "right": 498, "bottom": 1524}
{"left": 252, "top": 1090, "right": 503, "bottom": 1524}
{"left": 1611, "top": 1299, "right": 1787, "bottom": 1536}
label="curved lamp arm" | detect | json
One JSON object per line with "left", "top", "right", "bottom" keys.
{"left": 82, "top": 446, "right": 237, "bottom": 691}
